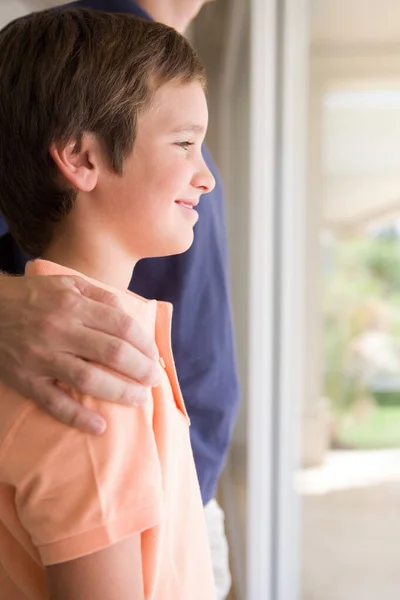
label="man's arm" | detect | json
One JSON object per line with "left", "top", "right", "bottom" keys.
{"left": 46, "top": 535, "right": 145, "bottom": 600}
{"left": 0, "top": 273, "right": 160, "bottom": 433}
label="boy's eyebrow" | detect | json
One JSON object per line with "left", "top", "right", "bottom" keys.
{"left": 171, "top": 124, "right": 206, "bottom": 135}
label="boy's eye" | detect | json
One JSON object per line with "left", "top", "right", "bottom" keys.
{"left": 176, "top": 141, "right": 194, "bottom": 150}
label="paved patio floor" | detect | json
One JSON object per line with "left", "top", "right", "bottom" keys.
{"left": 299, "top": 449, "right": 400, "bottom": 600}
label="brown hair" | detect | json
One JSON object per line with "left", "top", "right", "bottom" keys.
{"left": 0, "top": 8, "right": 206, "bottom": 255}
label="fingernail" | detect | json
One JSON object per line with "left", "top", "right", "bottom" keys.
{"left": 91, "top": 417, "right": 107, "bottom": 434}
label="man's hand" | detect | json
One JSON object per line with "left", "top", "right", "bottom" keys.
{"left": 0, "top": 274, "right": 161, "bottom": 434}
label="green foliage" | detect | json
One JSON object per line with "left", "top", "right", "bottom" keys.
{"left": 362, "top": 232, "right": 400, "bottom": 291}
{"left": 324, "top": 229, "right": 400, "bottom": 415}
{"left": 339, "top": 405, "right": 400, "bottom": 449}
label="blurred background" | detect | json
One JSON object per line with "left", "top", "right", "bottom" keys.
{"left": 2, "top": 0, "right": 400, "bottom": 598}
{"left": 193, "top": 1, "right": 400, "bottom": 599}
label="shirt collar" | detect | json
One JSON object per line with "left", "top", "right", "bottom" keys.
{"left": 25, "top": 259, "right": 158, "bottom": 329}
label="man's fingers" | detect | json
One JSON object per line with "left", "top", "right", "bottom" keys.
{"left": 49, "top": 354, "right": 152, "bottom": 406}
{"left": 31, "top": 379, "right": 107, "bottom": 435}
{"left": 61, "top": 324, "right": 161, "bottom": 387}
{"left": 71, "top": 275, "right": 123, "bottom": 308}
{"left": 77, "top": 295, "right": 159, "bottom": 362}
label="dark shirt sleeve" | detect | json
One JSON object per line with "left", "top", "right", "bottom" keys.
{"left": 0, "top": 229, "right": 27, "bottom": 275}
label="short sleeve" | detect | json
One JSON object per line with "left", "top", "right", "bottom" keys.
{"left": 2, "top": 391, "right": 164, "bottom": 566}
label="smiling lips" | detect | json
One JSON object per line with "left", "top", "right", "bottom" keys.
{"left": 175, "top": 200, "right": 198, "bottom": 209}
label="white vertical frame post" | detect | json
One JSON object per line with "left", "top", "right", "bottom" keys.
{"left": 276, "top": 0, "right": 308, "bottom": 598}
{"left": 248, "top": 0, "right": 309, "bottom": 599}
{"left": 247, "top": 0, "right": 278, "bottom": 598}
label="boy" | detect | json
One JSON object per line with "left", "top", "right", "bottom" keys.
{"left": 0, "top": 8, "right": 216, "bottom": 600}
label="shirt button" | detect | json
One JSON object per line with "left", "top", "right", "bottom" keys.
{"left": 159, "top": 357, "right": 166, "bottom": 369}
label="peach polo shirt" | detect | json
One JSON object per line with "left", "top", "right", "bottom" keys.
{"left": 0, "top": 260, "right": 215, "bottom": 600}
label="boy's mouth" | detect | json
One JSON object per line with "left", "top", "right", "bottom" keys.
{"left": 175, "top": 200, "right": 199, "bottom": 210}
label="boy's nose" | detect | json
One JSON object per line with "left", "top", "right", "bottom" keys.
{"left": 194, "top": 159, "right": 216, "bottom": 194}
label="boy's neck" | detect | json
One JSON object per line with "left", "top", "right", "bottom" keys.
{"left": 42, "top": 225, "right": 137, "bottom": 291}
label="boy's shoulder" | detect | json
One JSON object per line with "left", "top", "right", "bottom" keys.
{"left": 25, "top": 259, "right": 162, "bottom": 322}
{"left": 0, "top": 382, "right": 32, "bottom": 456}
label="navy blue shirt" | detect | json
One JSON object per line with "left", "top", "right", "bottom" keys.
{"left": 0, "top": 0, "right": 240, "bottom": 505}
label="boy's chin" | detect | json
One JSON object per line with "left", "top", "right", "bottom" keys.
{"left": 166, "top": 233, "right": 195, "bottom": 256}
{"left": 145, "top": 231, "right": 195, "bottom": 259}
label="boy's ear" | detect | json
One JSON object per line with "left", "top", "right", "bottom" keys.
{"left": 49, "top": 133, "right": 100, "bottom": 192}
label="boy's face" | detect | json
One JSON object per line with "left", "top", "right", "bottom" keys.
{"left": 97, "top": 81, "right": 215, "bottom": 260}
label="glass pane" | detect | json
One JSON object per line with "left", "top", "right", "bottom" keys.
{"left": 301, "top": 3, "right": 400, "bottom": 599}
